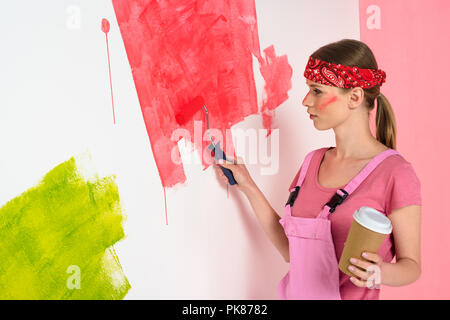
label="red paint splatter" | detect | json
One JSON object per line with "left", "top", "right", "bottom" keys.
{"left": 101, "top": 18, "right": 116, "bottom": 124}
{"left": 112, "top": 1, "right": 292, "bottom": 220}
{"left": 319, "top": 95, "right": 338, "bottom": 110}
{"left": 101, "top": 18, "right": 110, "bottom": 33}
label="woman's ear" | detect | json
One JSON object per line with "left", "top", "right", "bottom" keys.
{"left": 347, "top": 87, "right": 365, "bottom": 110}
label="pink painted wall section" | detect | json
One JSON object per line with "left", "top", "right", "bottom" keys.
{"left": 360, "top": 0, "right": 450, "bottom": 299}
{"left": 112, "top": 0, "right": 292, "bottom": 191}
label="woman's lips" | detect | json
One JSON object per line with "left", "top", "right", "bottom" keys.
{"left": 309, "top": 114, "right": 317, "bottom": 119}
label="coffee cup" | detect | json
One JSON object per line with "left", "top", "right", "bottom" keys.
{"left": 338, "top": 206, "right": 392, "bottom": 277}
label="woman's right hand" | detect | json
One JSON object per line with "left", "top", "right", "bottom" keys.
{"left": 213, "top": 156, "right": 256, "bottom": 194}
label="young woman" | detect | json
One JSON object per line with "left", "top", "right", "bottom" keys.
{"left": 214, "top": 39, "right": 422, "bottom": 300}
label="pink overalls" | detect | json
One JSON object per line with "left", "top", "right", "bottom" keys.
{"left": 278, "top": 147, "right": 399, "bottom": 300}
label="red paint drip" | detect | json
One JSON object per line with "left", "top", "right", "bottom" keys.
{"left": 102, "top": 18, "right": 116, "bottom": 125}
{"left": 163, "top": 187, "right": 168, "bottom": 225}
{"left": 112, "top": 1, "right": 293, "bottom": 203}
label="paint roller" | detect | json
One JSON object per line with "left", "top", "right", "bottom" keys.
{"left": 175, "top": 96, "right": 237, "bottom": 185}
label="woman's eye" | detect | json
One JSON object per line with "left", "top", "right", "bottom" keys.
{"left": 313, "top": 89, "right": 322, "bottom": 95}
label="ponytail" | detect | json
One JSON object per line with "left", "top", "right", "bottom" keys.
{"left": 375, "top": 93, "right": 397, "bottom": 150}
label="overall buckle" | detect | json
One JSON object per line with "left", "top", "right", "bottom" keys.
{"left": 326, "top": 189, "right": 349, "bottom": 213}
{"left": 286, "top": 186, "right": 300, "bottom": 207}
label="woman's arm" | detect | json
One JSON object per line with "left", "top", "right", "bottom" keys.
{"left": 242, "top": 184, "right": 290, "bottom": 263}
{"left": 381, "top": 204, "right": 422, "bottom": 286}
{"left": 214, "top": 159, "right": 290, "bottom": 263}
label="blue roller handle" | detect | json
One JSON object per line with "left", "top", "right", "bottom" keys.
{"left": 209, "top": 141, "right": 237, "bottom": 185}
{"left": 220, "top": 163, "right": 237, "bottom": 186}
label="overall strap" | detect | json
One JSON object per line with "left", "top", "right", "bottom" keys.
{"left": 284, "top": 148, "right": 325, "bottom": 216}
{"left": 318, "top": 148, "right": 400, "bottom": 219}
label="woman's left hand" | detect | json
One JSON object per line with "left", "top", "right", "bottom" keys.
{"left": 348, "top": 252, "right": 384, "bottom": 289}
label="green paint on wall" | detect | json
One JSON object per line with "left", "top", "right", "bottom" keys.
{"left": 0, "top": 157, "right": 131, "bottom": 299}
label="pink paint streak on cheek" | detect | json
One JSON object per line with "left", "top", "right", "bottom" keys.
{"left": 319, "top": 95, "right": 338, "bottom": 110}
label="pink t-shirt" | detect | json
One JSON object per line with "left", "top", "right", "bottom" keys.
{"left": 288, "top": 147, "right": 422, "bottom": 300}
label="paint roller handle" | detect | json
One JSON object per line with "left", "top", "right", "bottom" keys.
{"left": 218, "top": 148, "right": 237, "bottom": 185}
{"left": 210, "top": 141, "right": 237, "bottom": 185}
{"left": 216, "top": 149, "right": 237, "bottom": 185}
{"left": 219, "top": 165, "right": 237, "bottom": 185}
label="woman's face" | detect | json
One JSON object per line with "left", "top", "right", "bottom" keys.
{"left": 302, "top": 79, "right": 351, "bottom": 130}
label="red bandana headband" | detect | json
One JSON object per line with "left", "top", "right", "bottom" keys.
{"left": 304, "top": 56, "right": 386, "bottom": 89}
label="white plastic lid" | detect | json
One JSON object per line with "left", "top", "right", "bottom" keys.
{"left": 353, "top": 206, "right": 392, "bottom": 234}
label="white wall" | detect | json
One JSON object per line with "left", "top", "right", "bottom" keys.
{"left": 0, "top": 0, "right": 360, "bottom": 299}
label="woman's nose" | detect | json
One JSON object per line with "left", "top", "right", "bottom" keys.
{"left": 302, "top": 91, "right": 311, "bottom": 107}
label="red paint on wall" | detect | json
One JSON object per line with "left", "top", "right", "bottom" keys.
{"left": 175, "top": 96, "right": 206, "bottom": 126}
{"left": 258, "top": 45, "right": 293, "bottom": 136}
{"left": 112, "top": 1, "right": 292, "bottom": 209}
{"left": 101, "top": 18, "right": 110, "bottom": 34}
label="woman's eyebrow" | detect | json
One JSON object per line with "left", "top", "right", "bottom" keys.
{"left": 306, "top": 83, "right": 322, "bottom": 88}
